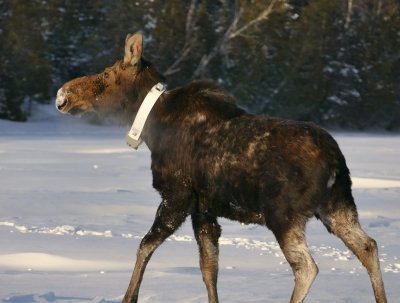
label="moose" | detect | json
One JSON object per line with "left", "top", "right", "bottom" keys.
{"left": 56, "top": 32, "right": 387, "bottom": 303}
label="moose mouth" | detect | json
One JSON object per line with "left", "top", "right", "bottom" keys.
{"left": 56, "top": 100, "right": 86, "bottom": 116}
{"left": 56, "top": 98, "right": 68, "bottom": 111}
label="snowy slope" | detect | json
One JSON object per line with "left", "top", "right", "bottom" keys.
{"left": 0, "top": 105, "right": 399, "bottom": 302}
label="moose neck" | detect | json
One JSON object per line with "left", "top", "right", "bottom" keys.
{"left": 135, "top": 80, "right": 247, "bottom": 153}
{"left": 123, "top": 60, "right": 165, "bottom": 123}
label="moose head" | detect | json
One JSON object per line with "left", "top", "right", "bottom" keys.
{"left": 55, "top": 32, "right": 164, "bottom": 121}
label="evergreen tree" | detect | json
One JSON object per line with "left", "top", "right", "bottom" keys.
{"left": 0, "top": 0, "right": 51, "bottom": 120}
{"left": 0, "top": 0, "right": 398, "bottom": 129}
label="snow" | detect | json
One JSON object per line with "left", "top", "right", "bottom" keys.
{"left": 0, "top": 105, "right": 399, "bottom": 302}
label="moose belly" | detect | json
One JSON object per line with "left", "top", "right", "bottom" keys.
{"left": 208, "top": 177, "right": 268, "bottom": 226}
{"left": 221, "top": 200, "right": 267, "bottom": 225}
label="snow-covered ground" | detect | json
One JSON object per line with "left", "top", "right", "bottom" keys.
{"left": 0, "top": 105, "right": 399, "bottom": 302}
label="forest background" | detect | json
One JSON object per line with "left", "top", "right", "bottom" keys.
{"left": 1, "top": 0, "right": 399, "bottom": 130}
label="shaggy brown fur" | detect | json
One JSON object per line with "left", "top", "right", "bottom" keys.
{"left": 56, "top": 32, "right": 387, "bottom": 303}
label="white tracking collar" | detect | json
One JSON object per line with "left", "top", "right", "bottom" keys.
{"left": 126, "top": 82, "right": 167, "bottom": 149}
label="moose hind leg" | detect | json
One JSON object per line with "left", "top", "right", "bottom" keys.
{"left": 322, "top": 206, "right": 387, "bottom": 303}
{"left": 192, "top": 213, "right": 221, "bottom": 303}
{"left": 273, "top": 221, "right": 318, "bottom": 303}
{"left": 123, "top": 201, "right": 188, "bottom": 303}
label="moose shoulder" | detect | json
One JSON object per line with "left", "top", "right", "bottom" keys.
{"left": 56, "top": 32, "right": 387, "bottom": 303}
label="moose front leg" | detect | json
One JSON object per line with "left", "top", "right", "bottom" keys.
{"left": 192, "top": 213, "right": 221, "bottom": 303}
{"left": 123, "top": 200, "right": 188, "bottom": 303}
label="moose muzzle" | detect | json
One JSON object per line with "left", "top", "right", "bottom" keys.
{"left": 55, "top": 88, "right": 69, "bottom": 112}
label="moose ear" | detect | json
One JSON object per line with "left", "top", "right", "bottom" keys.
{"left": 124, "top": 32, "right": 143, "bottom": 65}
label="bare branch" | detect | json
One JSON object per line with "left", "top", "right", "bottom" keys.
{"left": 164, "top": 41, "right": 195, "bottom": 76}
{"left": 192, "top": 2, "right": 242, "bottom": 78}
{"left": 192, "top": 0, "right": 280, "bottom": 79}
{"left": 229, "top": 0, "right": 279, "bottom": 39}
{"left": 185, "top": 0, "right": 197, "bottom": 41}
{"left": 345, "top": 0, "right": 353, "bottom": 29}
{"left": 164, "top": 0, "right": 198, "bottom": 76}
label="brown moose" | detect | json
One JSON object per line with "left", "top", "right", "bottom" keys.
{"left": 56, "top": 32, "right": 387, "bottom": 303}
